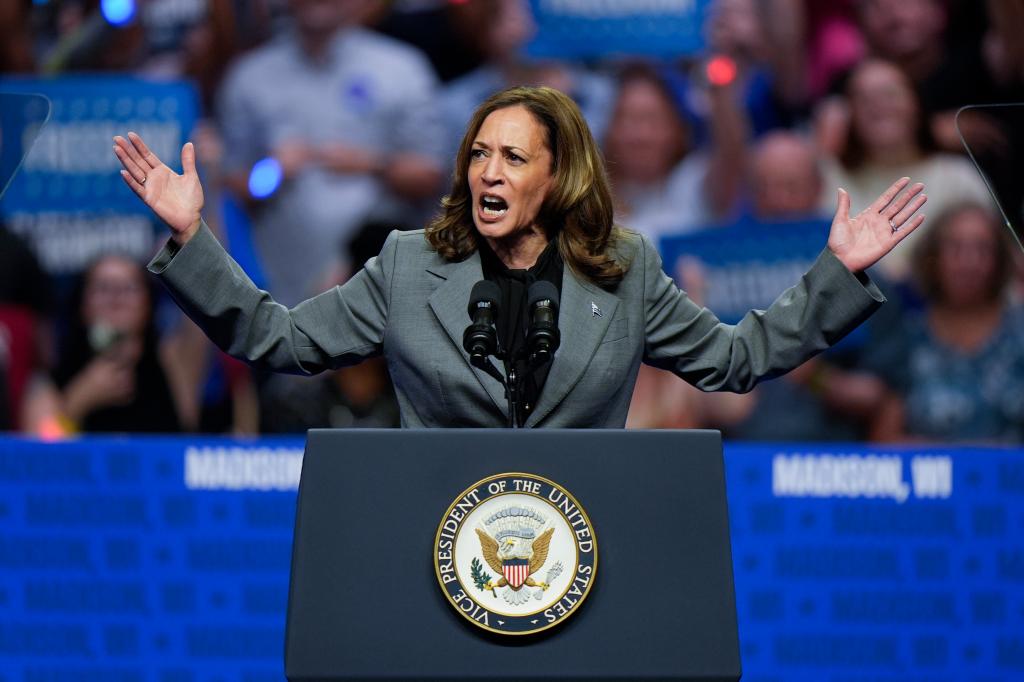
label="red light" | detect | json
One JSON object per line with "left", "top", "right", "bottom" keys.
{"left": 706, "top": 56, "right": 737, "bottom": 87}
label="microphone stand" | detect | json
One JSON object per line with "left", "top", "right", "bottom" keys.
{"left": 467, "top": 352, "right": 519, "bottom": 428}
{"left": 464, "top": 280, "right": 556, "bottom": 428}
{"left": 505, "top": 364, "right": 521, "bottom": 429}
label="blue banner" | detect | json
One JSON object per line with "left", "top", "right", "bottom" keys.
{"left": 0, "top": 436, "right": 1021, "bottom": 680}
{"left": 660, "top": 217, "right": 832, "bottom": 324}
{"left": 526, "top": 0, "right": 711, "bottom": 59}
{"left": 729, "top": 444, "right": 1024, "bottom": 681}
{"left": 0, "top": 77, "right": 198, "bottom": 276}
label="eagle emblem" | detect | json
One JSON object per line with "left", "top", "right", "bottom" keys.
{"left": 472, "top": 506, "right": 562, "bottom": 605}
{"left": 434, "top": 472, "right": 597, "bottom": 635}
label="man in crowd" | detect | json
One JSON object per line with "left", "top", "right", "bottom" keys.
{"left": 218, "top": 0, "right": 445, "bottom": 305}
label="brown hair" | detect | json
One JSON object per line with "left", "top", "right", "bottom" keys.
{"left": 912, "top": 202, "right": 1015, "bottom": 304}
{"left": 604, "top": 62, "right": 691, "bottom": 179}
{"left": 425, "top": 86, "right": 628, "bottom": 289}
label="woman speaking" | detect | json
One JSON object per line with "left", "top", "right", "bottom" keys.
{"left": 113, "top": 87, "right": 926, "bottom": 428}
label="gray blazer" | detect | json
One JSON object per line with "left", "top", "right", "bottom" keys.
{"left": 149, "top": 223, "right": 884, "bottom": 428}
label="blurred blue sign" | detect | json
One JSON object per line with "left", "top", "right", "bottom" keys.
{"left": 0, "top": 77, "right": 198, "bottom": 275}
{"left": 526, "top": 0, "right": 711, "bottom": 59}
{"left": 660, "top": 217, "right": 832, "bottom": 324}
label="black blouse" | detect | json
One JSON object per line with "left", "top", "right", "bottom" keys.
{"left": 478, "top": 238, "right": 563, "bottom": 425}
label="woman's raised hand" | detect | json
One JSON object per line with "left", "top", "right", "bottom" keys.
{"left": 113, "top": 132, "right": 204, "bottom": 245}
{"left": 827, "top": 177, "right": 927, "bottom": 274}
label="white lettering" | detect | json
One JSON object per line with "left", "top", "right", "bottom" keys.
{"left": 772, "top": 453, "right": 911, "bottom": 504}
{"left": 184, "top": 446, "right": 303, "bottom": 491}
{"left": 911, "top": 456, "right": 953, "bottom": 499}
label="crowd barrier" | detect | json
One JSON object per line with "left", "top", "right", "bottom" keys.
{"left": 0, "top": 435, "right": 1021, "bottom": 681}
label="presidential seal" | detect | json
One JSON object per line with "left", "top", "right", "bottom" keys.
{"left": 434, "top": 472, "right": 597, "bottom": 636}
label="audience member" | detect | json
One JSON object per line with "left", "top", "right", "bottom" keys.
{"left": 871, "top": 203, "right": 1024, "bottom": 443}
{"left": 701, "top": 0, "right": 807, "bottom": 129}
{"left": 603, "top": 64, "right": 745, "bottom": 241}
{"left": 747, "top": 131, "right": 824, "bottom": 220}
{"left": 27, "top": 255, "right": 192, "bottom": 433}
{"left": 441, "top": 0, "right": 614, "bottom": 158}
{"left": 217, "top": 0, "right": 445, "bottom": 306}
{"left": 820, "top": 58, "right": 991, "bottom": 281}
{"left": 854, "top": 0, "right": 1001, "bottom": 152}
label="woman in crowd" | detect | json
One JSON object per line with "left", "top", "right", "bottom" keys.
{"left": 819, "top": 58, "right": 990, "bottom": 281}
{"left": 40, "top": 255, "right": 192, "bottom": 433}
{"left": 871, "top": 203, "right": 1024, "bottom": 443}
{"left": 603, "top": 64, "right": 745, "bottom": 241}
{"left": 113, "top": 86, "right": 924, "bottom": 428}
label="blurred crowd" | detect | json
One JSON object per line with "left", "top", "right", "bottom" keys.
{"left": 2, "top": 0, "right": 1024, "bottom": 443}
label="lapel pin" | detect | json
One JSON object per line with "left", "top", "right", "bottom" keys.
{"left": 591, "top": 302, "right": 603, "bottom": 317}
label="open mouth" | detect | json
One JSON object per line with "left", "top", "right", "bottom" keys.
{"left": 480, "top": 195, "right": 509, "bottom": 218}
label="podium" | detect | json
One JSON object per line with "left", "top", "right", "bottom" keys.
{"left": 285, "top": 429, "right": 741, "bottom": 681}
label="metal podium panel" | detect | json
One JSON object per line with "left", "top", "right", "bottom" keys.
{"left": 285, "top": 429, "right": 740, "bottom": 682}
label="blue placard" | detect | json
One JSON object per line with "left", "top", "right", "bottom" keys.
{"left": 0, "top": 436, "right": 1022, "bottom": 680}
{"left": 0, "top": 77, "right": 199, "bottom": 275}
{"left": 526, "top": 0, "right": 711, "bottom": 59}
{"left": 660, "top": 217, "right": 832, "bottom": 324}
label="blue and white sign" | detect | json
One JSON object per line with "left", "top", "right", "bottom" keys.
{"left": 526, "top": 0, "right": 712, "bottom": 59}
{"left": 0, "top": 77, "right": 198, "bottom": 275}
{"left": 660, "top": 217, "right": 832, "bottom": 324}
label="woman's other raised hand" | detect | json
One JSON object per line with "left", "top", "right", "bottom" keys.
{"left": 827, "top": 177, "right": 927, "bottom": 274}
{"left": 113, "top": 132, "right": 204, "bottom": 246}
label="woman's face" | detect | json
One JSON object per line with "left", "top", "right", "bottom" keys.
{"left": 936, "top": 209, "right": 1000, "bottom": 307}
{"left": 82, "top": 256, "right": 150, "bottom": 334}
{"left": 468, "top": 105, "right": 554, "bottom": 245}
{"left": 849, "top": 61, "right": 919, "bottom": 153}
{"left": 604, "top": 78, "right": 686, "bottom": 185}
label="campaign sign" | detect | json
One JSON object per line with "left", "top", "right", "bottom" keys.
{"left": 0, "top": 77, "right": 198, "bottom": 275}
{"left": 526, "top": 0, "right": 711, "bottom": 59}
{"left": 660, "top": 217, "right": 832, "bottom": 324}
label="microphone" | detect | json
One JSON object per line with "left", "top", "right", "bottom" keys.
{"left": 526, "top": 280, "right": 560, "bottom": 365}
{"left": 463, "top": 280, "right": 501, "bottom": 367}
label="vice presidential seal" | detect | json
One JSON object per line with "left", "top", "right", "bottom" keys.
{"left": 433, "top": 472, "right": 597, "bottom": 635}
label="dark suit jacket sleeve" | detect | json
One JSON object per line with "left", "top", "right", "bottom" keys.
{"left": 147, "top": 221, "right": 395, "bottom": 375}
{"left": 639, "top": 233, "right": 885, "bottom": 392}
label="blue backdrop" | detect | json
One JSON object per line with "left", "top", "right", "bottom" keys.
{"left": 0, "top": 436, "right": 1022, "bottom": 680}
